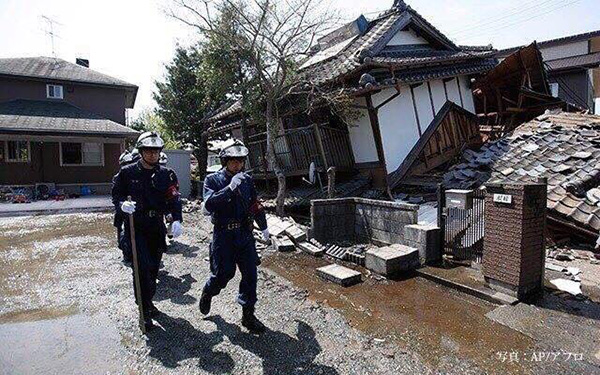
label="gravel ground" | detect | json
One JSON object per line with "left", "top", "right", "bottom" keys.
{"left": 0, "top": 211, "right": 432, "bottom": 375}
{"left": 2, "top": 211, "right": 599, "bottom": 375}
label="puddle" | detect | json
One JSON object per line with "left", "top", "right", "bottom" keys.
{"left": 263, "top": 252, "right": 536, "bottom": 375}
{"left": 0, "top": 305, "right": 79, "bottom": 324}
{"left": 0, "top": 312, "right": 123, "bottom": 375}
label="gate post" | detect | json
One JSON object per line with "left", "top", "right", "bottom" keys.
{"left": 482, "top": 181, "right": 547, "bottom": 300}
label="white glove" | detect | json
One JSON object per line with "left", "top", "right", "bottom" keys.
{"left": 121, "top": 201, "right": 136, "bottom": 214}
{"left": 200, "top": 201, "right": 211, "bottom": 216}
{"left": 261, "top": 228, "right": 270, "bottom": 241}
{"left": 228, "top": 173, "right": 246, "bottom": 191}
{"left": 171, "top": 221, "right": 183, "bottom": 238}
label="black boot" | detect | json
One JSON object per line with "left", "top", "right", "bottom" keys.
{"left": 148, "top": 302, "right": 161, "bottom": 318}
{"left": 241, "top": 306, "right": 266, "bottom": 334}
{"left": 199, "top": 290, "right": 212, "bottom": 315}
{"left": 141, "top": 310, "right": 154, "bottom": 332}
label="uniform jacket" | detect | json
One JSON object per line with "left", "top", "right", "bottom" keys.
{"left": 111, "top": 161, "right": 183, "bottom": 225}
{"left": 203, "top": 169, "right": 267, "bottom": 230}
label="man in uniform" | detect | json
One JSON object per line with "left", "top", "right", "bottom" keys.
{"left": 199, "top": 139, "right": 270, "bottom": 334}
{"left": 112, "top": 132, "right": 183, "bottom": 331}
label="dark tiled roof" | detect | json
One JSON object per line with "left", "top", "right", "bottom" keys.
{"left": 0, "top": 57, "right": 137, "bottom": 89}
{"left": 0, "top": 99, "right": 139, "bottom": 137}
{"left": 497, "top": 29, "right": 600, "bottom": 57}
{"left": 442, "top": 111, "right": 600, "bottom": 234}
{"left": 205, "top": 100, "right": 242, "bottom": 123}
{"left": 300, "top": 5, "right": 495, "bottom": 86}
{"left": 545, "top": 52, "right": 600, "bottom": 71}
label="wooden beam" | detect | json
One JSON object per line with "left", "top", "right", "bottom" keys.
{"left": 365, "top": 94, "right": 388, "bottom": 175}
{"left": 376, "top": 91, "right": 401, "bottom": 110}
{"left": 409, "top": 85, "right": 423, "bottom": 136}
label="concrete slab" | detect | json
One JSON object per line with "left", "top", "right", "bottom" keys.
{"left": 273, "top": 236, "right": 295, "bottom": 252}
{"left": 316, "top": 264, "right": 362, "bottom": 287}
{"left": 365, "top": 244, "right": 419, "bottom": 277}
{"left": 0, "top": 195, "right": 113, "bottom": 217}
{"left": 284, "top": 225, "right": 307, "bottom": 244}
{"left": 297, "top": 241, "right": 325, "bottom": 257}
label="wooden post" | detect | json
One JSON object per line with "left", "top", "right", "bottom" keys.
{"left": 327, "top": 166, "right": 336, "bottom": 199}
{"left": 365, "top": 94, "right": 387, "bottom": 172}
{"left": 313, "top": 124, "right": 328, "bottom": 170}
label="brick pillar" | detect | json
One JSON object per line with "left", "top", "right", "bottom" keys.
{"left": 482, "top": 182, "right": 547, "bottom": 299}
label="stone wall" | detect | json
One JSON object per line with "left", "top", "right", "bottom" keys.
{"left": 311, "top": 198, "right": 419, "bottom": 245}
{"left": 482, "top": 182, "right": 547, "bottom": 299}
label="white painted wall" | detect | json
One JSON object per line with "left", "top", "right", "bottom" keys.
{"left": 541, "top": 40, "right": 589, "bottom": 61}
{"left": 347, "top": 75, "right": 477, "bottom": 174}
{"left": 445, "top": 78, "right": 462, "bottom": 106}
{"left": 458, "top": 76, "right": 475, "bottom": 113}
{"left": 347, "top": 97, "right": 379, "bottom": 163}
{"left": 372, "top": 87, "right": 420, "bottom": 172}
{"left": 387, "top": 28, "right": 428, "bottom": 46}
{"left": 429, "top": 80, "right": 447, "bottom": 113}
{"left": 412, "top": 83, "right": 434, "bottom": 134}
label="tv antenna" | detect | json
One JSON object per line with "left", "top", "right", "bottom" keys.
{"left": 41, "top": 15, "right": 61, "bottom": 57}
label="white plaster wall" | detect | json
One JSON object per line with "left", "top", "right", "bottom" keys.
{"left": 541, "top": 41, "right": 588, "bottom": 61}
{"left": 445, "top": 78, "right": 462, "bottom": 106}
{"left": 347, "top": 97, "right": 379, "bottom": 163}
{"left": 388, "top": 28, "right": 428, "bottom": 46}
{"left": 412, "top": 83, "right": 434, "bottom": 133}
{"left": 372, "top": 87, "right": 420, "bottom": 172}
{"left": 429, "top": 80, "right": 447, "bottom": 113}
{"left": 458, "top": 76, "right": 475, "bottom": 113}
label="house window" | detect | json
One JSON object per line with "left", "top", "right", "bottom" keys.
{"left": 550, "top": 82, "right": 559, "bottom": 98}
{"left": 5, "top": 140, "right": 30, "bottom": 162}
{"left": 60, "top": 142, "right": 104, "bottom": 166}
{"left": 46, "top": 84, "right": 64, "bottom": 99}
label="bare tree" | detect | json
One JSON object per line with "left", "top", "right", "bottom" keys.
{"left": 168, "top": 0, "right": 341, "bottom": 216}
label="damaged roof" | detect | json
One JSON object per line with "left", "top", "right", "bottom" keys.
{"left": 0, "top": 99, "right": 139, "bottom": 137}
{"left": 441, "top": 111, "right": 600, "bottom": 236}
{"left": 299, "top": 2, "right": 495, "bottom": 86}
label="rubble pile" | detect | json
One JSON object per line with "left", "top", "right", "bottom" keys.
{"left": 442, "top": 111, "right": 600, "bottom": 236}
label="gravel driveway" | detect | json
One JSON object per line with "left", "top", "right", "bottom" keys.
{"left": 1, "top": 211, "right": 598, "bottom": 375}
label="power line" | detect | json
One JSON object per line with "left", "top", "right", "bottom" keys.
{"left": 456, "top": 0, "right": 584, "bottom": 40}
{"left": 449, "top": 0, "right": 562, "bottom": 35}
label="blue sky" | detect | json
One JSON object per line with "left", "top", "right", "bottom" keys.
{"left": 0, "top": 0, "right": 598, "bottom": 117}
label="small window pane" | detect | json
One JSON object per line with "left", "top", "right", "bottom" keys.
{"left": 7, "top": 141, "right": 28, "bottom": 162}
{"left": 83, "top": 143, "right": 102, "bottom": 164}
{"left": 62, "top": 143, "right": 82, "bottom": 164}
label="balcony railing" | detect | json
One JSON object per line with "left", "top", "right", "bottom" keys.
{"left": 246, "top": 123, "right": 355, "bottom": 178}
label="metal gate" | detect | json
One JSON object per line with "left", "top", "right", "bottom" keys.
{"left": 439, "top": 187, "right": 486, "bottom": 263}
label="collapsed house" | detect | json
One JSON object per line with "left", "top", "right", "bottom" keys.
{"left": 441, "top": 110, "right": 600, "bottom": 242}
{"left": 206, "top": 0, "right": 497, "bottom": 193}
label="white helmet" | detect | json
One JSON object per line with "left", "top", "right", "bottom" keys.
{"left": 118, "top": 151, "right": 133, "bottom": 166}
{"left": 136, "top": 131, "right": 164, "bottom": 150}
{"left": 159, "top": 152, "right": 168, "bottom": 165}
{"left": 219, "top": 139, "right": 249, "bottom": 160}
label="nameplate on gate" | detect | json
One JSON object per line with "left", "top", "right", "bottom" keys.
{"left": 493, "top": 194, "right": 512, "bottom": 204}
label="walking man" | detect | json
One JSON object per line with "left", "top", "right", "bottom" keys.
{"left": 112, "top": 131, "right": 183, "bottom": 330}
{"left": 199, "top": 139, "right": 270, "bottom": 334}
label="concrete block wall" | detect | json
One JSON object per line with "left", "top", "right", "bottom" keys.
{"left": 404, "top": 224, "right": 442, "bottom": 265}
{"left": 311, "top": 197, "right": 419, "bottom": 245}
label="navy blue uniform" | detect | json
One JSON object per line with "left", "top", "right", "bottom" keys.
{"left": 111, "top": 161, "right": 182, "bottom": 310}
{"left": 112, "top": 174, "right": 132, "bottom": 263}
{"left": 202, "top": 169, "right": 267, "bottom": 307}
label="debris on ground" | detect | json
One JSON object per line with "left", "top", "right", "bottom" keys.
{"left": 550, "top": 278, "right": 583, "bottom": 296}
{"left": 316, "top": 264, "right": 362, "bottom": 287}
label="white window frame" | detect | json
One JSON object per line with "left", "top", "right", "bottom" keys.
{"left": 5, "top": 140, "right": 30, "bottom": 163}
{"left": 46, "top": 84, "right": 64, "bottom": 99}
{"left": 59, "top": 142, "right": 105, "bottom": 167}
